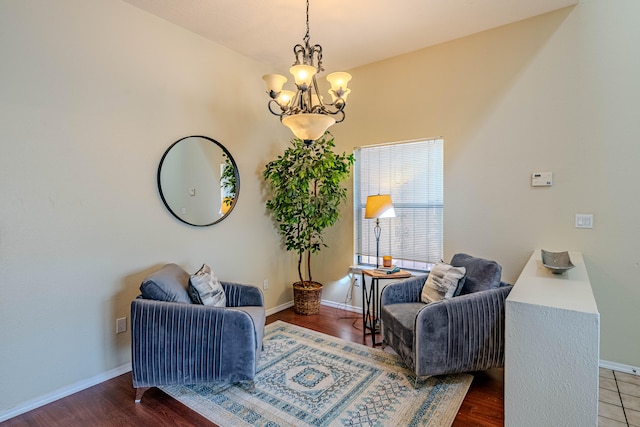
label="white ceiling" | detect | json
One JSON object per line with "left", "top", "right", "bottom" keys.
{"left": 123, "top": 0, "right": 577, "bottom": 73}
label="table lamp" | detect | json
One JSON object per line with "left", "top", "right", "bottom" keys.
{"left": 365, "top": 194, "right": 396, "bottom": 267}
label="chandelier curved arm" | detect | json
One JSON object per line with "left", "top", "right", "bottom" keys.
{"left": 267, "top": 99, "right": 286, "bottom": 117}
{"left": 332, "top": 109, "right": 346, "bottom": 124}
{"left": 292, "top": 44, "right": 305, "bottom": 66}
{"left": 313, "top": 44, "right": 323, "bottom": 72}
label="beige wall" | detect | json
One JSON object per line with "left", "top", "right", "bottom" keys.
{"left": 0, "top": 0, "right": 297, "bottom": 413}
{"left": 321, "top": 0, "right": 640, "bottom": 367}
{"left": 1, "top": 0, "right": 638, "bottom": 416}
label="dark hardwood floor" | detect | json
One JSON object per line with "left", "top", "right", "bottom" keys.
{"left": 1, "top": 306, "right": 504, "bottom": 427}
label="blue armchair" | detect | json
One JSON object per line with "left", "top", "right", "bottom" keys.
{"left": 380, "top": 254, "right": 512, "bottom": 378}
{"left": 130, "top": 263, "right": 265, "bottom": 402}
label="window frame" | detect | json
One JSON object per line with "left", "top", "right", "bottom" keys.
{"left": 354, "top": 138, "right": 444, "bottom": 271}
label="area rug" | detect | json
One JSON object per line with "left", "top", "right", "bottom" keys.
{"left": 160, "top": 320, "right": 472, "bottom": 427}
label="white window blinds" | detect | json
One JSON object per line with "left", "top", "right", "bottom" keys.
{"left": 354, "top": 139, "right": 444, "bottom": 270}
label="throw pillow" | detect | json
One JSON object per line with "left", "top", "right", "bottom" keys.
{"left": 188, "top": 264, "right": 226, "bottom": 307}
{"left": 140, "top": 263, "right": 192, "bottom": 303}
{"left": 450, "top": 253, "right": 502, "bottom": 295}
{"left": 421, "top": 263, "right": 466, "bottom": 304}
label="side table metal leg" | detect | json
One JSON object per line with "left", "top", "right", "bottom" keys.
{"left": 369, "top": 277, "right": 378, "bottom": 347}
{"left": 361, "top": 272, "right": 366, "bottom": 341}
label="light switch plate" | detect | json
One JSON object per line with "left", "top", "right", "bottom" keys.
{"left": 575, "top": 214, "right": 593, "bottom": 229}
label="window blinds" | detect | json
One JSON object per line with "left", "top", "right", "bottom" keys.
{"left": 354, "top": 139, "right": 443, "bottom": 270}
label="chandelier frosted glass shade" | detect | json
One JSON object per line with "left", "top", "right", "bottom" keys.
{"left": 326, "top": 72, "right": 352, "bottom": 102}
{"left": 276, "top": 90, "right": 295, "bottom": 108}
{"left": 290, "top": 65, "right": 317, "bottom": 87}
{"left": 282, "top": 114, "right": 336, "bottom": 142}
{"left": 263, "top": 74, "right": 287, "bottom": 95}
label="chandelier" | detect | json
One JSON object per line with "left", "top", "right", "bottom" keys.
{"left": 262, "top": 0, "right": 352, "bottom": 144}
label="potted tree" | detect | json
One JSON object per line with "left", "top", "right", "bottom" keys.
{"left": 263, "top": 132, "right": 355, "bottom": 314}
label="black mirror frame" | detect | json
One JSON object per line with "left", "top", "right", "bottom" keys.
{"left": 157, "top": 135, "right": 240, "bottom": 227}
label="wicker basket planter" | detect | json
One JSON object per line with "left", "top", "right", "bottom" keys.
{"left": 293, "top": 281, "right": 323, "bottom": 315}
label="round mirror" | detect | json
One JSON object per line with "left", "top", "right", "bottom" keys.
{"left": 157, "top": 135, "right": 239, "bottom": 226}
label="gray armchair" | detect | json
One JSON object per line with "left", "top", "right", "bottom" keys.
{"left": 380, "top": 253, "right": 512, "bottom": 378}
{"left": 130, "top": 263, "right": 265, "bottom": 402}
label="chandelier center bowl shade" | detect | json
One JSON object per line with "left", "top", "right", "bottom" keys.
{"left": 282, "top": 114, "right": 336, "bottom": 142}
{"left": 262, "top": 0, "right": 351, "bottom": 143}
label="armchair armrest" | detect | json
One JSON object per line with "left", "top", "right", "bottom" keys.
{"left": 221, "top": 281, "right": 264, "bottom": 307}
{"left": 414, "top": 284, "right": 513, "bottom": 376}
{"left": 131, "top": 298, "right": 260, "bottom": 387}
{"left": 380, "top": 275, "right": 428, "bottom": 305}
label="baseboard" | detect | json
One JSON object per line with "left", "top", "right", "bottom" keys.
{"left": 265, "top": 300, "right": 294, "bottom": 316}
{"left": 0, "top": 363, "right": 132, "bottom": 423}
{"left": 266, "top": 299, "right": 362, "bottom": 315}
{"left": 321, "top": 299, "right": 362, "bottom": 314}
{"left": 600, "top": 359, "right": 640, "bottom": 376}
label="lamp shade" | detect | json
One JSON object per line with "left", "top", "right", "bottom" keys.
{"left": 365, "top": 194, "right": 395, "bottom": 219}
{"left": 290, "top": 65, "right": 317, "bottom": 87}
{"left": 326, "top": 72, "right": 352, "bottom": 91}
{"left": 282, "top": 113, "right": 336, "bottom": 141}
{"left": 262, "top": 74, "right": 287, "bottom": 93}
{"left": 220, "top": 197, "right": 233, "bottom": 215}
{"left": 276, "top": 90, "right": 295, "bottom": 108}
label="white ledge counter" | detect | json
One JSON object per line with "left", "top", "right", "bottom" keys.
{"left": 505, "top": 250, "right": 600, "bottom": 427}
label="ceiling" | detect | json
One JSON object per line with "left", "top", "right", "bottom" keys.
{"left": 123, "top": 0, "right": 577, "bottom": 73}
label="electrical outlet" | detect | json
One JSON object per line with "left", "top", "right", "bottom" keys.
{"left": 353, "top": 276, "right": 360, "bottom": 288}
{"left": 116, "top": 317, "right": 127, "bottom": 334}
{"left": 263, "top": 279, "right": 269, "bottom": 290}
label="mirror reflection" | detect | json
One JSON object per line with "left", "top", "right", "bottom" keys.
{"left": 157, "top": 135, "right": 239, "bottom": 226}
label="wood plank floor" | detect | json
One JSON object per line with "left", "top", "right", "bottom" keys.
{"left": 1, "top": 305, "right": 504, "bottom": 427}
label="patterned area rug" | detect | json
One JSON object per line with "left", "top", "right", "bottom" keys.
{"left": 161, "top": 320, "right": 472, "bottom": 427}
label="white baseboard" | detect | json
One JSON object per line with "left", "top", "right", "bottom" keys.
{"left": 265, "top": 300, "right": 294, "bottom": 316}
{"left": 266, "top": 299, "right": 362, "bottom": 315}
{"left": 321, "top": 299, "right": 362, "bottom": 314}
{"left": 0, "top": 363, "right": 132, "bottom": 423}
{"left": 600, "top": 359, "right": 640, "bottom": 376}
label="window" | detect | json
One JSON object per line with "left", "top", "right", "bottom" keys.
{"left": 354, "top": 138, "right": 443, "bottom": 271}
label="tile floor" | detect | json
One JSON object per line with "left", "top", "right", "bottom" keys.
{"left": 599, "top": 368, "right": 640, "bottom": 426}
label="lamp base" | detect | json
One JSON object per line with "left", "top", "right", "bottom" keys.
{"left": 374, "top": 219, "right": 381, "bottom": 268}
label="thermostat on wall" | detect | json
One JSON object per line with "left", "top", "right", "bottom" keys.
{"left": 531, "top": 172, "right": 552, "bottom": 187}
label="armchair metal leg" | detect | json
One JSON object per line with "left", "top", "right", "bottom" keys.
{"left": 412, "top": 375, "right": 432, "bottom": 388}
{"left": 135, "top": 387, "right": 150, "bottom": 403}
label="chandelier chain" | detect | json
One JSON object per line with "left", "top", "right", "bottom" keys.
{"left": 304, "top": 0, "right": 310, "bottom": 45}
